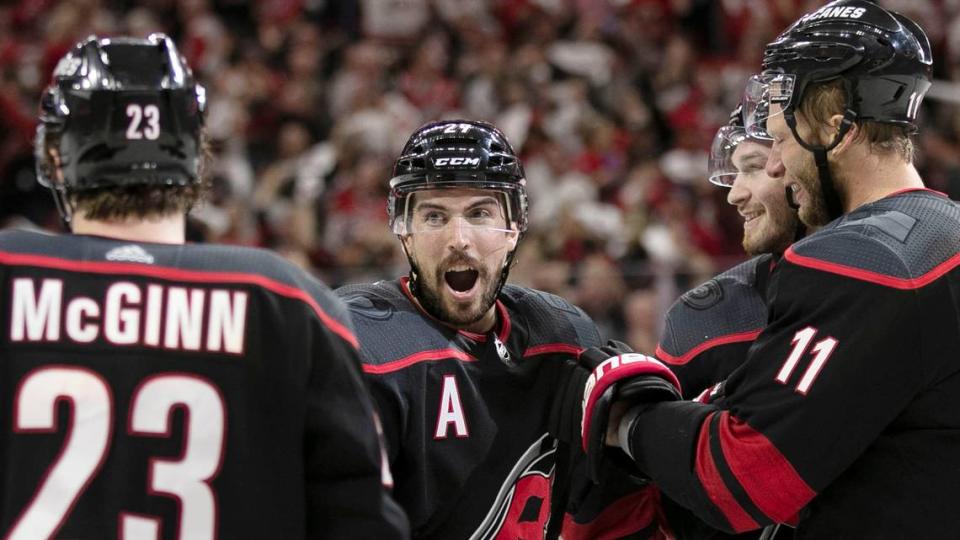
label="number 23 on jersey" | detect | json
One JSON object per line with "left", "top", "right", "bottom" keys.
{"left": 8, "top": 366, "right": 225, "bottom": 540}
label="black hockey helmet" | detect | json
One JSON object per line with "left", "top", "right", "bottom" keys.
{"left": 757, "top": 0, "right": 932, "bottom": 130}
{"left": 388, "top": 119, "right": 528, "bottom": 236}
{"left": 388, "top": 119, "right": 528, "bottom": 305}
{"left": 745, "top": 0, "right": 932, "bottom": 220}
{"left": 35, "top": 34, "right": 206, "bottom": 219}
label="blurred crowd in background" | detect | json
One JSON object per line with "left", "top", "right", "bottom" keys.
{"left": 3, "top": 0, "right": 960, "bottom": 350}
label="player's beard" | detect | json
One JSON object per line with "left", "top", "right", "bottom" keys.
{"left": 416, "top": 251, "right": 500, "bottom": 327}
{"left": 742, "top": 204, "right": 800, "bottom": 256}
{"left": 791, "top": 151, "right": 837, "bottom": 228}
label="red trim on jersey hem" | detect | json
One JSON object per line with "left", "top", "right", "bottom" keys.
{"left": 656, "top": 330, "right": 762, "bottom": 366}
{"left": 694, "top": 412, "right": 759, "bottom": 533}
{"left": 362, "top": 348, "right": 477, "bottom": 375}
{"left": 523, "top": 343, "right": 584, "bottom": 358}
{"left": 784, "top": 246, "right": 960, "bottom": 289}
{"left": 716, "top": 411, "right": 815, "bottom": 523}
{"left": 0, "top": 250, "right": 357, "bottom": 349}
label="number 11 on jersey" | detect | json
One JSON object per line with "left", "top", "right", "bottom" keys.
{"left": 775, "top": 326, "right": 839, "bottom": 395}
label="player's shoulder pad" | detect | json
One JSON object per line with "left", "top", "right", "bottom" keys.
{"left": 185, "top": 244, "right": 351, "bottom": 325}
{"left": 658, "top": 255, "right": 770, "bottom": 363}
{"left": 336, "top": 280, "right": 459, "bottom": 369}
{"left": 501, "top": 284, "right": 602, "bottom": 350}
{"left": 785, "top": 191, "right": 960, "bottom": 288}
{"left": 174, "top": 243, "right": 356, "bottom": 343}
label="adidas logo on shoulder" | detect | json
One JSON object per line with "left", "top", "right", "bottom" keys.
{"left": 106, "top": 244, "right": 155, "bottom": 264}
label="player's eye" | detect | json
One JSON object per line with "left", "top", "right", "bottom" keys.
{"left": 739, "top": 163, "right": 764, "bottom": 174}
{"left": 468, "top": 207, "right": 494, "bottom": 219}
{"left": 422, "top": 211, "right": 447, "bottom": 226}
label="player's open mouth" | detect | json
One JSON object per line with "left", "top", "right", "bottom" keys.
{"left": 741, "top": 211, "right": 762, "bottom": 229}
{"left": 444, "top": 267, "right": 480, "bottom": 298}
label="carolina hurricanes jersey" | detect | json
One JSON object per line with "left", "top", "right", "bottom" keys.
{"left": 623, "top": 189, "right": 960, "bottom": 538}
{"left": 338, "top": 278, "right": 663, "bottom": 539}
{"left": 657, "top": 254, "right": 775, "bottom": 399}
{"left": 0, "top": 229, "right": 408, "bottom": 539}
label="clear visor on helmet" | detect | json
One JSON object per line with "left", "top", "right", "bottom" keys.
{"left": 708, "top": 125, "right": 748, "bottom": 187}
{"left": 708, "top": 125, "right": 773, "bottom": 188}
{"left": 392, "top": 187, "right": 520, "bottom": 242}
{"left": 743, "top": 72, "right": 795, "bottom": 139}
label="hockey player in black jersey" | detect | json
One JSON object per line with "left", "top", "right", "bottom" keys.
{"left": 0, "top": 35, "right": 408, "bottom": 539}
{"left": 569, "top": 2, "right": 960, "bottom": 538}
{"left": 658, "top": 106, "right": 803, "bottom": 400}
{"left": 338, "top": 120, "right": 666, "bottom": 539}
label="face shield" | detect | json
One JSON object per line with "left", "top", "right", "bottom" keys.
{"left": 393, "top": 188, "right": 522, "bottom": 259}
{"left": 743, "top": 72, "right": 796, "bottom": 139}
{"left": 708, "top": 126, "right": 749, "bottom": 187}
{"left": 709, "top": 124, "right": 774, "bottom": 188}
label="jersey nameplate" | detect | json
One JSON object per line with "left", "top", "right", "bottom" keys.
{"left": 9, "top": 277, "right": 248, "bottom": 354}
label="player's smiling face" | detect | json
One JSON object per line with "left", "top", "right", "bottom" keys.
{"left": 727, "top": 139, "right": 799, "bottom": 255}
{"left": 402, "top": 188, "right": 519, "bottom": 332}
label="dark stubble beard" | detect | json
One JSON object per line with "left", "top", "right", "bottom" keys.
{"left": 415, "top": 251, "right": 500, "bottom": 327}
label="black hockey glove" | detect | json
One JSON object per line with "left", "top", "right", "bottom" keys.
{"left": 578, "top": 340, "right": 682, "bottom": 482}
{"left": 548, "top": 356, "right": 592, "bottom": 445}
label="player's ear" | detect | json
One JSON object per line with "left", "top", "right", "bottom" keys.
{"left": 826, "top": 113, "right": 858, "bottom": 157}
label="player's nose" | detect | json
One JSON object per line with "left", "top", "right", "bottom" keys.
{"left": 446, "top": 217, "right": 472, "bottom": 250}
{"left": 765, "top": 147, "right": 786, "bottom": 179}
{"left": 727, "top": 175, "right": 749, "bottom": 207}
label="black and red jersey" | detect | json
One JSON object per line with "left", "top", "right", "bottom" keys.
{"left": 624, "top": 189, "right": 960, "bottom": 538}
{"left": 0, "top": 229, "right": 408, "bottom": 539}
{"left": 657, "top": 254, "right": 775, "bottom": 400}
{"left": 338, "top": 278, "right": 664, "bottom": 539}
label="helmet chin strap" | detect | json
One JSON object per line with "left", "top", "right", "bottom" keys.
{"left": 784, "top": 108, "right": 856, "bottom": 222}
{"left": 51, "top": 188, "right": 74, "bottom": 231}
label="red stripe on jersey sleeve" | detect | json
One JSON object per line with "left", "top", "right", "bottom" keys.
{"left": 362, "top": 349, "right": 477, "bottom": 375}
{"left": 716, "top": 412, "right": 815, "bottom": 523}
{"left": 655, "top": 330, "right": 762, "bottom": 366}
{"left": 694, "top": 412, "right": 759, "bottom": 533}
{"left": 561, "top": 485, "right": 668, "bottom": 540}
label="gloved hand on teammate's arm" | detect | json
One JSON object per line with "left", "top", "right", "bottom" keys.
{"left": 548, "top": 356, "right": 592, "bottom": 445}
{"left": 578, "top": 340, "right": 682, "bottom": 483}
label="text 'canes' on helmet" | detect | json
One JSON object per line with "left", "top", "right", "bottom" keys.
{"left": 35, "top": 33, "right": 206, "bottom": 222}
{"left": 387, "top": 119, "right": 529, "bottom": 298}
